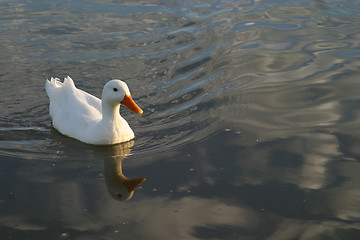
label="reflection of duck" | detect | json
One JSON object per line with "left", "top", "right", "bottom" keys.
{"left": 45, "top": 76, "right": 143, "bottom": 145}
{"left": 103, "top": 141, "right": 146, "bottom": 201}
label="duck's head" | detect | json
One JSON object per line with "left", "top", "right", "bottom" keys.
{"left": 107, "top": 177, "right": 146, "bottom": 201}
{"left": 102, "top": 80, "right": 143, "bottom": 114}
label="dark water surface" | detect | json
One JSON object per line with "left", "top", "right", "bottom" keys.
{"left": 1, "top": 0, "right": 360, "bottom": 239}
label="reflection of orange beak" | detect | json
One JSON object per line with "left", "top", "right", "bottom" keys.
{"left": 123, "top": 177, "right": 146, "bottom": 193}
{"left": 121, "top": 94, "right": 143, "bottom": 114}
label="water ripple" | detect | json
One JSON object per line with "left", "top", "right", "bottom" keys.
{"left": 1, "top": 0, "right": 360, "bottom": 161}
{"left": 232, "top": 20, "right": 299, "bottom": 31}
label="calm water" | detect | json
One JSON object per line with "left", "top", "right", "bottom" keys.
{"left": 1, "top": 0, "right": 360, "bottom": 239}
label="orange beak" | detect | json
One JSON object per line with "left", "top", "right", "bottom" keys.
{"left": 123, "top": 177, "right": 146, "bottom": 193}
{"left": 121, "top": 94, "right": 143, "bottom": 114}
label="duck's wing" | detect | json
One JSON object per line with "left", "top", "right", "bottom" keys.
{"left": 45, "top": 76, "right": 102, "bottom": 135}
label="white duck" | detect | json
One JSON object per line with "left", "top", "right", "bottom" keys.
{"left": 45, "top": 76, "right": 143, "bottom": 145}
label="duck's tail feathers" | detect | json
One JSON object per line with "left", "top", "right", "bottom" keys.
{"left": 63, "top": 76, "right": 76, "bottom": 89}
{"left": 45, "top": 77, "right": 61, "bottom": 96}
{"left": 48, "top": 77, "right": 61, "bottom": 85}
{"left": 45, "top": 76, "right": 77, "bottom": 96}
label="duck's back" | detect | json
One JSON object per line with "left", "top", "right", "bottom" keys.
{"left": 45, "top": 76, "right": 102, "bottom": 138}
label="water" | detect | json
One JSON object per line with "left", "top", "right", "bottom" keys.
{"left": 1, "top": 0, "right": 360, "bottom": 239}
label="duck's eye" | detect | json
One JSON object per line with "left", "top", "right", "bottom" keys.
{"left": 116, "top": 193, "right": 122, "bottom": 198}
{"left": 113, "top": 88, "right": 118, "bottom": 92}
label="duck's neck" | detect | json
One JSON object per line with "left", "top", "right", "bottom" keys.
{"left": 104, "top": 157, "right": 126, "bottom": 181}
{"left": 101, "top": 102, "right": 122, "bottom": 123}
